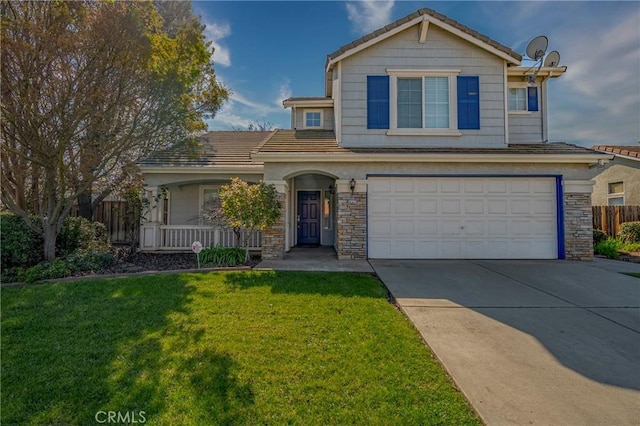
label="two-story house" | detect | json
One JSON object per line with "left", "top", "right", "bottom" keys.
{"left": 139, "top": 8, "right": 610, "bottom": 261}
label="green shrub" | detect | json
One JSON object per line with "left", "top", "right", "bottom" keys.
{"left": 1, "top": 267, "right": 26, "bottom": 284}
{"left": 593, "top": 229, "right": 608, "bottom": 246}
{"left": 1, "top": 213, "right": 43, "bottom": 269}
{"left": 66, "top": 251, "right": 115, "bottom": 272}
{"left": 199, "top": 246, "right": 247, "bottom": 267}
{"left": 594, "top": 238, "right": 622, "bottom": 259}
{"left": 24, "top": 259, "right": 73, "bottom": 283}
{"left": 619, "top": 221, "right": 640, "bottom": 244}
{"left": 58, "top": 217, "right": 111, "bottom": 256}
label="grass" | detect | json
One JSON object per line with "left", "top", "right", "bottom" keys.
{"left": 626, "top": 273, "right": 640, "bottom": 279}
{"left": 1, "top": 271, "right": 480, "bottom": 425}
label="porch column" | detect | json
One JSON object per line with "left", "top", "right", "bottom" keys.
{"left": 336, "top": 179, "right": 367, "bottom": 260}
{"left": 563, "top": 180, "right": 595, "bottom": 260}
{"left": 140, "top": 187, "right": 161, "bottom": 251}
{"left": 262, "top": 180, "right": 288, "bottom": 260}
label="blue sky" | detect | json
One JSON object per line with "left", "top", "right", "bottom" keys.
{"left": 194, "top": 1, "right": 640, "bottom": 146}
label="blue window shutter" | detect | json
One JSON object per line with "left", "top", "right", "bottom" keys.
{"left": 367, "top": 76, "right": 389, "bottom": 129}
{"left": 457, "top": 76, "right": 480, "bottom": 130}
{"left": 528, "top": 86, "right": 539, "bottom": 111}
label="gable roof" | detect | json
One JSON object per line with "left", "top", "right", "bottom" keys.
{"left": 139, "top": 131, "right": 273, "bottom": 169}
{"left": 592, "top": 145, "right": 640, "bottom": 160}
{"left": 325, "top": 7, "right": 522, "bottom": 73}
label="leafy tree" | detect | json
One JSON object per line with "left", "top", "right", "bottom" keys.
{"left": 1, "top": 1, "right": 228, "bottom": 260}
{"left": 217, "top": 178, "right": 282, "bottom": 260}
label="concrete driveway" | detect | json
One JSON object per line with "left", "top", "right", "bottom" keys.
{"left": 370, "top": 259, "right": 640, "bottom": 425}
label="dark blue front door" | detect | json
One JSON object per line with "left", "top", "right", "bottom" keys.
{"left": 297, "top": 191, "right": 321, "bottom": 245}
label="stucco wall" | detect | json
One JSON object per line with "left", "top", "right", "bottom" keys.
{"left": 591, "top": 160, "right": 640, "bottom": 205}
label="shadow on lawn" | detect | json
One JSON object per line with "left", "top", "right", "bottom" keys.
{"left": 1, "top": 275, "right": 254, "bottom": 425}
{"left": 217, "top": 270, "right": 387, "bottom": 298}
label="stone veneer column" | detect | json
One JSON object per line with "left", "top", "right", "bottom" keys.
{"left": 261, "top": 190, "right": 287, "bottom": 260}
{"left": 563, "top": 181, "right": 595, "bottom": 260}
{"left": 336, "top": 180, "right": 367, "bottom": 260}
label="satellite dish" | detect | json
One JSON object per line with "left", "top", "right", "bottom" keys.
{"left": 544, "top": 50, "right": 561, "bottom": 67}
{"left": 526, "top": 35, "right": 548, "bottom": 61}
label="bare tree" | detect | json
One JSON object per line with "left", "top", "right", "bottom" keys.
{"left": 1, "top": 1, "right": 228, "bottom": 259}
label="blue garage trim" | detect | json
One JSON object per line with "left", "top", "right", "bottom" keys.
{"left": 365, "top": 174, "right": 565, "bottom": 260}
{"left": 555, "top": 177, "right": 565, "bottom": 259}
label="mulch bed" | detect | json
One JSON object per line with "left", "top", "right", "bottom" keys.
{"left": 107, "top": 251, "right": 262, "bottom": 274}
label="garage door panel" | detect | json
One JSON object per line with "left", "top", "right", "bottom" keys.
{"left": 418, "top": 199, "right": 438, "bottom": 214}
{"left": 442, "top": 199, "right": 461, "bottom": 214}
{"left": 368, "top": 177, "right": 558, "bottom": 259}
{"left": 464, "top": 199, "right": 485, "bottom": 214}
{"left": 370, "top": 198, "right": 391, "bottom": 214}
{"left": 395, "top": 220, "right": 414, "bottom": 235}
{"left": 369, "top": 219, "right": 391, "bottom": 236}
{"left": 488, "top": 200, "right": 508, "bottom": 214}
{"left": 395, "top": 199, "right": 414, "bottom": 214}
{"left": 417, "top": 220, "right": 438, "bottom": 235}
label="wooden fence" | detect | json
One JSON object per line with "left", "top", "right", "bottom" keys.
{"left": 592, "top": 206, "right": 640, "bottom": 237}
{"left": 71, "top": 201, "right": 139, "bottom": 245}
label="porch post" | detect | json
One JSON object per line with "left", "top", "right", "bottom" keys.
{"left": 336, "top": 179, "right": 367, "bottom": 260}
{"left": 262, "top": 180, "right": 288, "bottom": 260}
{"left": 140, "top": 187, "right": 161, "bottom": 251}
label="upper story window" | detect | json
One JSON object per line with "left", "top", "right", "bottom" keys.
{"left": 508, "top": 84, "right": 538, "bottom": 113}
{"left": 367, "top": 71, "right": 480, "bottom": 135}
{"left": 304, "top": 110, "right": 323, "bottom": 129}
{"left": 608, "top": 181, "right": 624, "bottom": 206}
{"left": 508, "top": 87, "right": 527, "bottom": 111}
{"left": 397, "top": 77, "right": 450, "bottom": 129}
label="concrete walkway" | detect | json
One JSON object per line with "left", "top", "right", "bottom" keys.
{"left": 256, "top": 247, "right": 374, "bottom": 273}
{"left": 371, "top": 259, "right": 640, "bottom": 426}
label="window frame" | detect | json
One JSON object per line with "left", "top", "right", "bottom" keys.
{"left": 386, "top": 69, "right": 460, "bottom": 136}
{"left": 507, "top": 83, "right": 532, "bottom": 114}
{"left": 303, "top": 109, "right": 323, "bottom": 129}
{"left": 199, "top": 185, "right": 220, "bottom": 224}
{"left": 607, "top": 181, "right": 624, "bottom": 206}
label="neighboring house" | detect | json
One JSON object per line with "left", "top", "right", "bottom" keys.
{"left": 140, "top": 7, "right": 610, "bottom": 260}
{"left": 591, "top": 145, "right": 640, "bottom": 206}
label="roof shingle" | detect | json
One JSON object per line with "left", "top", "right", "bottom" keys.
{"left": 139, "top": 131, "right": 273, "bottom": 167}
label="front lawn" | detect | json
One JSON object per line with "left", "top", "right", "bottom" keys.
{"left": 1, "top": 271, "right": 480, "bottom": 425}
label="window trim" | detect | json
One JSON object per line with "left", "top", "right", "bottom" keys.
{"left": 607, "top": 181, "right": 624, "bottom": 206}
{"left": 386, "top": 69, "right": 461, "bottom": 136}
{"left": 303, "top": 109, "right": 323, "bottom": 129}
{"left": 507, "top": 83, "right": 532, "bottom": 114}
{"left": 199, "top": 185, "right": 220, "bottom": 224}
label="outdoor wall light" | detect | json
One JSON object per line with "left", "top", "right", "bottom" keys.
{"left": 328, "top": 184, "right": 335, "bottom": 195}
{"left": 349, "top": 178, "right": 356, "bottom": 194}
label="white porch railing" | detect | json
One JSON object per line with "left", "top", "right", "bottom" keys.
{"left": 140, "top": 224, "right": 262, "bottom": 251}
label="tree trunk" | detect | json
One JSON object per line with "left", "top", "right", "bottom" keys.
{"left": 43, "top": 224, "right": 57, "bottom": 261}
{"left": 77, "top": 189, "right": 93, "bottom": 220}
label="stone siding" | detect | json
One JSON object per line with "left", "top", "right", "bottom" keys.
{"left": 261, "top": 193, "right": 286, "bottom": 260}
{"left": 336, "top": 192, "right": 366, "bottom": 260}
{"left": 564, "top": 192, "right": 593, "bottom": 260}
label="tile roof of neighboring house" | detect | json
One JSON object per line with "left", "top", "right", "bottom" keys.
{"left": 138, "top": 131, "right": 273, "bottom": 167}
{"left": 254, "top": 130, "right": 605, "bottom": 156}
{"left": 326, "top": 7, "right": 522, "bottom": 66}
{"left": 592, "top": 145, "right": 640, "bottom": 159}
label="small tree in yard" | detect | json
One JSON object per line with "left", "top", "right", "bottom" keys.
{"left": 217, "top": 178, "right": 281, "bottom": 261}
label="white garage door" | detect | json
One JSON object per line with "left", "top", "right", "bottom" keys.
{"left": 368, "top": 177, "right": 558, "bottom": 259}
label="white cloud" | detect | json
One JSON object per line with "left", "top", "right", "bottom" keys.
{"left": 204, "top": 22, "right": 231, "bottom": 67}
{"left": 346, "top": 0, "right": 395, "bottom": 34}
{"left": 275, "top": 79, "right": 292, "bottom": 107}
{"left": 207, "top": 81, "right": 291, "bottom": 130}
